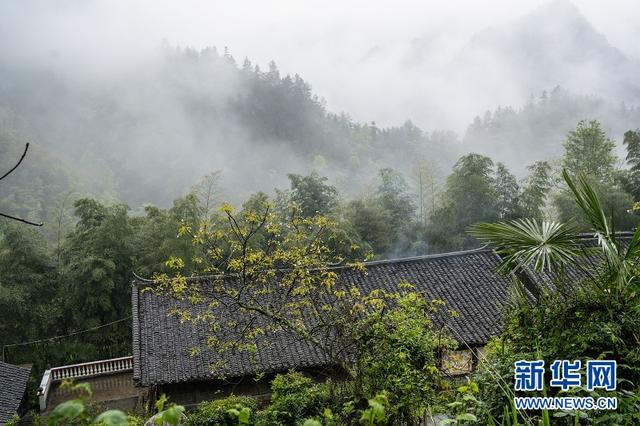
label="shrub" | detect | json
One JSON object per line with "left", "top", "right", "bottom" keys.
{"left": 4, "top": 415, "right": 20, "bottom": 426}
{"left": 255, "top": 371, "right": 327, "bottom": 426}
{"left": 185, "top": 395, "right": 257, "bottom": 426}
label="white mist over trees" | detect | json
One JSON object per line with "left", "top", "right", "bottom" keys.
{"left": 0, "top": 0, "right": 639, "bottom": 234}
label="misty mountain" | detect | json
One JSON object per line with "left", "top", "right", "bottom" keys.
{"left": 0, "top": 45, "right": 459, "bottom": 209}
{"left": 449, "top": 0, "right": 640, "bottom": 103}
{"left": 433, "top": 0, "right": 640, "bottom": 172}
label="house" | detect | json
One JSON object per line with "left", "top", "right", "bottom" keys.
{"left": 36, "top": 233, "right": 625, "bottom": 411}
{"left": 0, "top": 361, "right": 31, "bottom": 424}
{"left": 131, "top": 246, "right": 523, "bottom": 406}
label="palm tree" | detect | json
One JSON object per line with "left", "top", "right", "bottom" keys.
{"left": 470, "top": 170, "right": 640, "bottom": 296}
{"left": 469, "top": 170, "right": 640, "bottom": 424}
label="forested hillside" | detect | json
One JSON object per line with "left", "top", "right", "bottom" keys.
{"left": 3, "top": 45, "right": 640, "bottom": 244}
{"left": 463, "top": 87, "right": 640, "bottom": 172}
{"left": 0, "top": 45, "right": 460, "bottom": 209}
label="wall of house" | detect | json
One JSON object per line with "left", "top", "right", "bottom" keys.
{"left": 156, "top": 349, "right": 487, "bottom": 409}
{"left": 159, "top": 376, "right": 271, "bottom": 408}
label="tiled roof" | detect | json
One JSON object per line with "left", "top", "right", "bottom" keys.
{"left": 132, "top": 247, "right": 518, "bottom": 386}
{"left": 0, "top": 361, "right": 30, "bottom": 424}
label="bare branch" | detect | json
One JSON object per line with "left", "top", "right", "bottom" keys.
{"left": 0, "top": 143, "right": 29, "bottom": 182}
{"left": 0, "top": 211, "right": 43, "bottom": 226}
{"left": 0, "top": 142, "right": 44, "bottom": 226}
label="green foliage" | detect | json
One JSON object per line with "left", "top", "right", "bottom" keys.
{"left": 622, "top": 129, "right": 640, "bottom": 201}
{"left": 132, "top": 195, "right": 203, "bottom": 277}
{"left": 185, "top": 395, "right": 258, "bottom": 426}
{"left": 153, "top": 394, "right": 186, "bottom": 426}
{"left": 46, "top": 386, "right": 178, "bottom": 426}
{"left": 286, "top": 172, "right": 338, "bottom": 218}
{"left": 155, "top": 405, "right": 186, "bottom": 426}
{"left": 256, "top": 372, "right": 327, "bottom": 426}
{"left": 346, "top": 198, "right": 392, "bottom": 256}
{"left": 4, "top": 414, "right": 21, "bottom": 426}
{"left": 3, "top": 97, "right": 640, "bottom": 425}
{"left": 372, "top": 168, "right": 418, "bottom": 255}
{"left": 45, "top": 382, "right": 134, "bottom": 426}
{"left": 58, "top": 198, "right": 133, "bottom": 357}
{"left": 476, "top": 285, "right": 640, "bottom": 424}
{"left": 0, "top": 128, "right": 77, "bottom": 231}
{"left": 470, "top": 218, "right": 578, "bottom": 273}
{"left": 359, "top": 393, "right": 388, "bottom": 425}
{"left": 562, "top": 119, "right": 617, "bottom": 182}
{"left": 301, "top": 407, "right": 336, "bottom": 426}
{"left": 556, "top": 119, "right": 637, "bottom": 231}
{"left": 354, "top": 291, "right": 455, "bottom": 420}
{"left": 494, "top": 163, "right": 521, "bottom": 220}
{"left": 463, "top": 88, "right": 639, "bottom": 176}
{"left": 48, "top": 399, "right": 86, "bottom": 425}
{"left": 553, "top": 179, "right": 637, "bottom": 231}
{"left": 346, "top": 167, "right": 421, "bottom": 258}
{"left": 156, "top": 200, "right": 378, "bottom": 377}
{"left": 519, "top": 161, "right": 552, "bottom": 222}
{"left": 227, "top": 406, "right": 251, "bottom": 426}
{"left": 439, "top": 382, "right": 482, "bottom": 425}
{"left": 410, "top": 159, "right": 441, "bottom": 226}
{"left": 0, "top": 221, "right": 57, "bottom": 347}
{"left": 375, "top": 168, "right": 416, "bottom": 230}
{"left": 93, "top": 410, "right": 129, "bottom": 426}
{"left": 428, "top": 153, "right": 499, "bottom": 251}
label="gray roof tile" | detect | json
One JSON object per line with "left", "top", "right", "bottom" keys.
{"left": 0, "top": 361, "right": 30, "bottom": 424}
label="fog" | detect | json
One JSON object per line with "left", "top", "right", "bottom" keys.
{"left": 2, "top": 0, "right": 639, "bottom": 127}
{"left": 1, "top": 0, "right": 639, "bottom": 206}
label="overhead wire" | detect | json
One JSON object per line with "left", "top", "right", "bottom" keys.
{"left": 1, "top": 316, "right": 131, "bottom": 362}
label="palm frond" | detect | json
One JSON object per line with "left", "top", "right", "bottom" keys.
{"left": 560, "top": 170, "right": 640, "bottom": 291}
{"left": 470, "top": 218, "right": 579, "bottom": 274}
{"left": 611, "top": 225, "right": 640, "bottom": 290}
{"left": 562, "top": 170, "right": 610, "bottom": 236}
{"left": 624, "top": 227, "right": 640, "bottom": 263}
{"left": 562, "top": 170, "right": 620, "bottom": 270}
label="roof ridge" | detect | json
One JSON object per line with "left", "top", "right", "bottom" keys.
{"left": 131, "top": 277, "right": 143, "bottom": 384}
{"left": 131, "top": 245, "right": 492, "bottom": 283}
{"left": 344, "top": 244, "right": 492, "bottom": 267}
